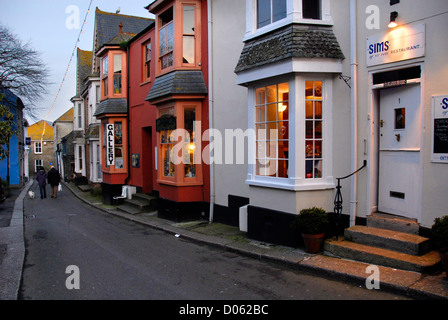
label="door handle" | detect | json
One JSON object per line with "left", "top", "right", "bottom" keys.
{"left": 380, "top": 120, "right": 384, "bottom": 128}
{"left": 395, "top": 133, "right": 401, "bottom": 142}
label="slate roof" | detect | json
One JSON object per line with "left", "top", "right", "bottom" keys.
{"left": 235, "top": 24, "right": 345, "bottom": 74}
{"left": 94, "top": 98, "right": 127, "bottom": 117}
{"left": 76, "top": 48, "right": 93, "bottom": 96}
{"left": 53, "top": 108, "right": 74, "bottom": 123}
{"left": 145, "top": 70, "right": 208, "bottom": 102}
{"left": 94, "top": 7, "right": 153, "bottom": 53}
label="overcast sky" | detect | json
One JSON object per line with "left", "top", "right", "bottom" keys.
{"left": 0, "top": 0, "right": 154, "bottom": 124}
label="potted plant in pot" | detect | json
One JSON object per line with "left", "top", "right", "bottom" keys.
{"left": 431, "top": 215, "right": 448, "bottom": 277}
{"left": 293, "top": 207, "right": 329, "bottom": 253}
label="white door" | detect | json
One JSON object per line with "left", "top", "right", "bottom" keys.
{"left": 378, "top": 85, "right": 422, "bottom": 220}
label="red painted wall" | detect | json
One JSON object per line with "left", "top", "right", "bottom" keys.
{"left": 128, "top": 27, "right": 157, "bottom": 194}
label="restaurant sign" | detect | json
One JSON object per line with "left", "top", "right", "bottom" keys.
{"left": 366, "top": 24, "right": 425, "bottom": 67}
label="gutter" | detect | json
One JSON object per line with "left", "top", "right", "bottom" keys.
{"left": 350, "top": 0, "right": 358, "bottom": 227}
{"left": 207, "top": 0, "right": 215, "bottom": 223}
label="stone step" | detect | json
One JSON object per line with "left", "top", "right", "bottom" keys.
{"left": 324, "top": 238, "right": 441, "bottom": 273}
{"left": 124, "top": 198, "right": 152, "bottom": 211}
{"left": 132, "top": 193, "right": 157, "bottom": 210}
{"left": 345, "top": 225, "right": 431, "bottom": 256}
{"left": 367, "top": 213, "right": 419, "bottom": 235}
{"left": 116, "top": 204, "right": 142, "bottom": 215}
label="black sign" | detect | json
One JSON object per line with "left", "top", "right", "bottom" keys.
{"left": 434, "top": 118, "right": 448, "bottom": 154}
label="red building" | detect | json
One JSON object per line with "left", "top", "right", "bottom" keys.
{"left": 98, "top": 0, "right": 210, "bottom": 220}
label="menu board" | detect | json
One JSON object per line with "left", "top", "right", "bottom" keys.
{"left": 432, "top": 95, "right": 448, "bottom": 163}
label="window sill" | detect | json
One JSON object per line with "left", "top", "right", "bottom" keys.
{"left": 157, "top": 178, "right": 203, "bottom": 187}
{"left": 246, "top": 177, "right": 335, "bottom": 191}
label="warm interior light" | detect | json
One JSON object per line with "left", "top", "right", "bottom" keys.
{"left": 278, "top": 103, "right": 287, "bottom": 113}
{"left": 388, "top": 11, "right": 398, "bottom": 28}
{"left": 189, "top": 143, "right": 196, "bottom": 153}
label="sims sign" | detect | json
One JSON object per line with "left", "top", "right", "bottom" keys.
{"left": 366, "top": 24, "right": 425, "bottom": 67}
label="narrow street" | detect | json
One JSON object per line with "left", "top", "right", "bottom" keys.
{"left": 20, "top": 181, "right": 410, "bottom": 301}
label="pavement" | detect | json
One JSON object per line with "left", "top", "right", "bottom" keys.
{"left": 1, "top": 180, "right": 447, "bottom": 300}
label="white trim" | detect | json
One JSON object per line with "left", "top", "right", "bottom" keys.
{"left": 236, "top": 58, "right": 342, "bottom": 86}
{"left": 246, "top": 74, "right": 335, "bottom": 192}
{"left": 244, "top": 0, "right": 333, "bottom": 41}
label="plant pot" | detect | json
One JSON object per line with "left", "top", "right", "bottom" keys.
{"left": 302, "top": 233, "right": 325, "bottom": 253}
{"left": 439, "top": 247, "right": 448, "bottom": 278}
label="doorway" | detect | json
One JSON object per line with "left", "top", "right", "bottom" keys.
{"left": 377, "top": 84, "right": 422, "bottom": 220}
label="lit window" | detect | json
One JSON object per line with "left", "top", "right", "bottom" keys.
{"left": 255, "top": 82, "right": 289, "bottom": 178}
{"left": 114, "top": 122, "right": 123, "bottom": 169}
{"left": 305, "top": 80, "right": 323, "bottom": 179}
{"left": 257, "top": 0, "right": 287, "bottom": 29}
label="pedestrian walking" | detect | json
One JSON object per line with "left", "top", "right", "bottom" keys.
{"left": 47, "top": 166, "right": 61, "bottom": 198}
{"left": 36, "top": 167, "right": 47, "bottom": 199}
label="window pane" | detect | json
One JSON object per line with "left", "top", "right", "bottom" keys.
{"left": 114, "top": 55, "right": 122, "bottom": 73}
{"left": 257, "top": 0, "right": 271, "bottom": 29}
{"left": 114, "top": 74, "right": 122, "bottom": 94}
{"left": 183, "top": 35, "right": 195, "bottom": 64}
{"left": 273, "top": 0, "right": 287, "bottom": 22}
{"left": 255, "top": 82, "right": 289, "bottom": 178}
{"left": 303, "top": 0, "right": 321, "bottom": 20}
{"left": 183, "top": 5, "right": 195, "bottom": 35}
{"left": 305, "top": 80, "right": 323, "bottom": 179}
{"left": 315, "top": 101, "right": 322, "bottom": 119}
{"left": 114, "top": 122, "right": 122, "bottom": 145}
{"left": 306, "top": 101, "right": 313, "bottom": 119}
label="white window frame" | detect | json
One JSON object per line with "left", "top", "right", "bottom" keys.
{"left": 35, "top": 159, "right": 43, "bottom": 172}
{"left": 34, "top": 141, "right": 42, "bottom": 154}
{"left": 75, "top": 144, "right": 85, "bottom": 176}
{"left": 245, "top": 0, "right": 333, "bottom": 41}
{"left": 89, "top": 141, "right": 102, "bottom": 183}
{"left": 246, "top": 74, "right": 334, "bottom": 191}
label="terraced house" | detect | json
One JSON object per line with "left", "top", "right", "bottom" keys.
{"left": 72, "top": 0, "right": 448, "bottom": 273}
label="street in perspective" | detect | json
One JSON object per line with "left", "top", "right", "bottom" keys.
{"left": 19, "top": 180, "right": 410, "bottom": 300}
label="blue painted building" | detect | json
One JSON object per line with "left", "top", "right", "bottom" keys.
{"left": 0, "top": 87, "right": 25, "bottom": 186}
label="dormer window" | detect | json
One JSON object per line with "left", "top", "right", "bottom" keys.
{"left": 257, "top": 0, "right": 287, "bottom": 29}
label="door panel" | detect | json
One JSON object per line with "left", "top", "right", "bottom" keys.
{"left": 378, "top": 85, "right": 421, "bottom": 220}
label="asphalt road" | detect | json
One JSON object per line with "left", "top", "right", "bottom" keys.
{"left": 20, "top": 181, "right": 410, "bottom": 301}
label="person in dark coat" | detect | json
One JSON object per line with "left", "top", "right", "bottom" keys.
{"left": 47, "top": 166, "right": 61, "bottom": 198}
{"left": 36, "top": 167, "right": 47, "bottom": 199}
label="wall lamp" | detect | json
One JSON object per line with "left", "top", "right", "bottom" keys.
{"left": 388, "top": 11, "right": 398, "bottom": 28}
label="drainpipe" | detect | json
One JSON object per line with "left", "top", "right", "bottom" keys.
{"left": 208, "top": 0, "right": 215, "bottom": 223}
{"left": 349, "top": 0, "right": 358, "bottom": 227}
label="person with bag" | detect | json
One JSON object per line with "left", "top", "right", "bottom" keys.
{"left": 47, "top": 166, "right": 61, "bottom": 198}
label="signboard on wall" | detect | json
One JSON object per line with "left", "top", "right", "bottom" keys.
{"left": 366, "top": 24, "right": 425, "bottom": 67}
{"left": 106, "top": 123, "right": 115, "bottom": 166}
{"left": 432, "top": 95, "right": 448, "bottom": 163}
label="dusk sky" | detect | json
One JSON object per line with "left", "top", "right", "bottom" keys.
{"left": 0, "top": 0, "right": 154, "bottom": 124}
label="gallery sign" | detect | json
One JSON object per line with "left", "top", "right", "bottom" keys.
{"left": 432, "top": 95, "right": 448, "bottom": 163}
{"left": 106, "top": 123, "right": 115, "bottom": 166}
{"left": 366, "top": 24, "right": 425, "bottom": 67}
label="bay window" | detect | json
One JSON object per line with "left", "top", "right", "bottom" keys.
{"left": 157, "top": 103, "right": 202, "bottom": 185}
{"left": 248, "top": 76, "right": 333, "bottom": 190}
{"left": 155, "top": 1, "right": 201, "bottom": 74}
